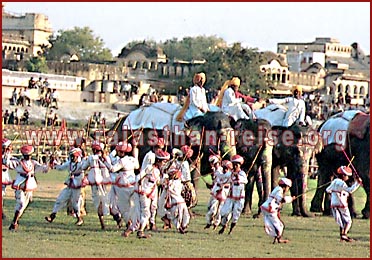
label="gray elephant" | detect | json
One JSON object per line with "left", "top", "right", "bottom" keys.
{"left": 233, "top": 118, "right": 322, "bottom": 217}
{"left": 310, "top": 110, "right": 370, "bottom": 219}
{"left": 106, "top": 105, "right": 236, "bottom": 188}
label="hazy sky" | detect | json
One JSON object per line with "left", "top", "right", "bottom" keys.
{"left": 3, "top": 2, "right": 370, "bottom": 56}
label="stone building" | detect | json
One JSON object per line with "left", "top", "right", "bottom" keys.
{"left": 272, "top": 37, "right": 370, "bottom": 104}
{"left": 2, "top": 4, "right": 52, "bottom": 60}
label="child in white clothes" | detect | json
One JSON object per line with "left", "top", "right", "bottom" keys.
{"left": 326, "top": 166, "right": 362, "bottom": 242}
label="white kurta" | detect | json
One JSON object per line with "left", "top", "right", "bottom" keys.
{"left": 260, "top": 186, "right": 293, "bottom": 237}
{"left": 11, "top": 159, "right": 48, "bottom": 217}
{"left": 326, "top": 178, "right": 360, "bottom": 228}
{"left": 220, "top": 170, "right": 248, "bottom": 225}
{"left": 52, "top": 159, "right": 85, "bottom": 217}
{"left": 269, "top": 97, "right": 306, "bottom": 127}
{"left": 221, "top": 87, "right": 254, "bottom": 121}
{"left": 206, "top": 170, "right": 232, "bottom": 226}
{"left": 184, "top": 85, "right": 209, "bottom": 121}
{"left": 104, "top": 155, "right": 139, "bottom": 223}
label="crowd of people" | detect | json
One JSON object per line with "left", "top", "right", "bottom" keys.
{"left": 2, "top": 72, "right": 366, "bottom": 243}
{"left": 10, "top": 77, "right": 59, "bottom": 109}
{"left": 2, "top": 134, "right": 362, "bottom": 242}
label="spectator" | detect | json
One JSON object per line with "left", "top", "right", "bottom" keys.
{"left": 23, "top": 88, "right": 31, "bottom": 107}
{"left": 3, "top": 109, "right": 10, "bottom": 124}
{"left": 8, "top": 111, "right": 15, "bottom": 125}
{"left": 138, "top": 94, "right": 149, "bottom": 107}
{"left": 47, "top": 110, "right": 55, "bottom": 126}
{"left": 43, "top": 78, "right": 49, "bottom": 88}
{"left": 11, "top": 88, "right": 18, "bottom": 106}
{"left": 21, "top": 109, "right": 29, "bottom": 125}
{"left": 113, "top": 81, "right": 119, "bottom": 94}
{"left": 345, "top": 92, "right": 352, "bottom": 106}
{"left": 28, "top": 77, "right": 36, "bottom": 89}
{"left": 36, "top": 77, "right": 43, "bottom": 89}
{"left": 44, "top": 88, "right": 52, "bottom": 108}
{"left": 17, "top": 89, "right": 24, "bottom": 106}
{"left": 149, "top": 89, "right": 159, "bottom": 103}
{"left": 91, "top": 112, "right": 100, "bottom": 128}
{"left": 337, "top": 93, "right": 344, "bottom": 106}
{"left": 51, "top": 89, "right": 59, "bottom": 109}
{"left": 121, "top": 80, "right": 132, "bottom": 101}
{"left": 13, "top": 108, "right": 21, "bottom": 125}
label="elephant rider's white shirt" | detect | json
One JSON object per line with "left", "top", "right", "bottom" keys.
{"left": 184, "top": 84, "right": 209, "bottom": 121}
{"left": 326, "top": 178, "right": 360, "bottom": 208}
{"left": 269, "top": 97, "right": 306, "bottom": 127}
{"left": 222, "top": 87, "right": 251, "bottom": 121}
{"left": 261, "top": 186, "right": 293, "bottom": 213}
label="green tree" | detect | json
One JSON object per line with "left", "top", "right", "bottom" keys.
{"left": 45, "top": 26, "right": 113, "bottom": 62}
{"left": 160, "top": 35, "right": 226, "bottom": 61}
{"left": 200, "top": 43, "right": 277, "bottom": 98}
{"left": 25, "top": 56, "right": 49, "bottom": 73}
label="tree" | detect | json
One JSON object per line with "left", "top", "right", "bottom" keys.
{"left": 200, "top": 43, "right": 277, "bottom": 98}
{"left": 25, "top": 56, "right": 49, "bottom": 73}
{"left": 45, "top": 26, "right": 113, "bottom": 62}
{"left": 159, "top": 35, "right": 226, "bottom": 61}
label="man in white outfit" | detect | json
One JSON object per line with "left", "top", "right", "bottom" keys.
{"left": 260, "top": 177, "right": 294, "bottom": 244}
{"left": 218, "top": 77, "right": 256, "bottom": 121}
{"left": 218, "top": 155, "right": 248, "bottom": 235}
{"left": 326, "top": 166, "right": 362, "bottom": 242}
{"left": 45, "top": 148, "right": 86, "bottom": 226}
{"left": 183, "top": 72, "right": 209, "bottom": 121}
{"left": 269, "top": 85, "right": 306, "bottom": 127}
{"left": 103, "top": 141, "right": 139, "bottom": 232}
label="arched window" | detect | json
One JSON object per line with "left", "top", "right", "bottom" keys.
{"left": 142, "top": 61, "right": 148, "bottom": 69}
{"left": 337, "top": 84, "right": 342, "bottom": 93}
{"left": 353, "top": 86, "right": 358, "bottom": 98}
{"left": 345, "top": 85, "right": 350, "bottom": 93}
{"left": 360, "top": 86, "right": 366, "bottom": 95}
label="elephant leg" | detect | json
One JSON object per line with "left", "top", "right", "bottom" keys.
{"left": 255, "top": 167, "right": 264, "bottom": 212}
{"left": 310, "top": 166, "right": 332, "bottom": 213}
{"left": 191, "top": 166, "right": 201, "bottom": 195}
{"left": 261, "top": 145, "right": 273, "bottom": 201}
{"left": 242, "top": 172, "right": 255, "bottom": 215}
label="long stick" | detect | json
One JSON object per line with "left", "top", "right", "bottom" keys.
{"left": 245, "top": 145, "right": 263, "bottom": 175}
{"left": 341, "top": 147, "right": 360, "bottom": 179}
{"left": 294, "top": 180, "right": 332, "bottom": 199}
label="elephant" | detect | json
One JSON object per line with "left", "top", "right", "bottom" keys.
{"left": 105, "top": 103, "right": 236, "bottom": 189}
{"left": 310, "top": 110, "right": 370, "bottom": 219}
{"left": 233, "top": 117, "right": 322, "bottom": 218}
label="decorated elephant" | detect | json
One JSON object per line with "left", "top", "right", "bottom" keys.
{"left": 105, "top": 103, "right": 236, "bottom": 188}
{"left": 310, "top": 110, "right": 370, "bottom": 219}
{"left": 233, "top": 104, "right": 322, "bottom": 217}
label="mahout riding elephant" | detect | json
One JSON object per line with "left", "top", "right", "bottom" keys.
{"left": 234, "top": 117, "right": 322, "bottom": 217}
{"left": 310, "top": 110, "right": 370, "bottom": 219}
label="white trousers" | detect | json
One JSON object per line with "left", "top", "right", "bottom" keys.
{"left": 52, "top": 186, "right": 82, "bottom": 217}
{"left": 220, "top": 198, "right": 244, "bottom": 225}
{"left": 262, "top": 210, "right": 283, "bottom": 237}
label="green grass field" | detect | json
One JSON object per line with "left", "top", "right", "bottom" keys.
{"left": 2, "top": 170, "right": 370, "bottom": 258}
